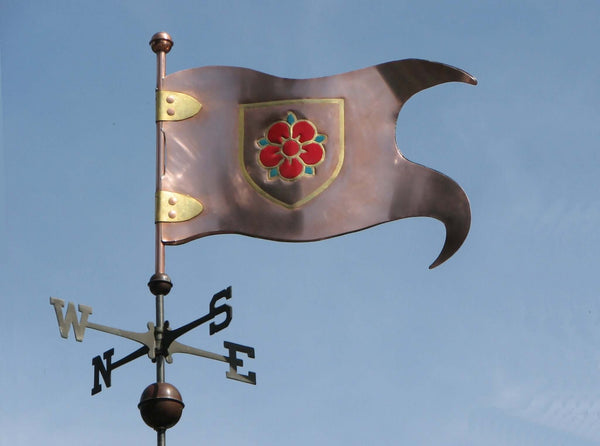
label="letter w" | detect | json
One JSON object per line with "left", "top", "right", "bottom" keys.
{"left": 49, "top": 297, "right": 93, "bottom": 342}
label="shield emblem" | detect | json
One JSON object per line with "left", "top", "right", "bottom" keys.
{"left": 239, "top": 98, "right": 344, "bottom": 209}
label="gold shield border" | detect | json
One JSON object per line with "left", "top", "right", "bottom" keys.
{"left": 238, "top": 98, "right": 345, "bottom": 209}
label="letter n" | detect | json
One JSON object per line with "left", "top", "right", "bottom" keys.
{"left": 91, "top": 348, "right": 114, "bottom": 395}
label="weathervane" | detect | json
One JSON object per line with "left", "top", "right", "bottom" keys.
{"left": 50, "top": 33, "right": 256, "bottom": 446}
{"left": 50, "top": 32, "right": 475, "bottom": 445}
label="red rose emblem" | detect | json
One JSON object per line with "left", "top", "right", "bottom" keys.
{"left": 256, "top": 112, "right": 326, "bottom": 181}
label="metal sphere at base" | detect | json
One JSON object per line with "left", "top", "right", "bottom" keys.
{"left": 138, "top": 382, "right": 185, "bottom": 431}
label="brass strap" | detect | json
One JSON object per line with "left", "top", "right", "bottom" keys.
{"left": 156, "top": 91, "right": 202, "bottom": 122}
{"left": 156, "top": 191, "right": 203, "bottom": 223}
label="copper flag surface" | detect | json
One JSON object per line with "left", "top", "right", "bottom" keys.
{"left": 158, "top": 60, "right": 477, "bottom": 268}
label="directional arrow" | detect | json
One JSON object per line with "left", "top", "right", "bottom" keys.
{"left": 50, "top": 286, "right": 256, "bottom": 395}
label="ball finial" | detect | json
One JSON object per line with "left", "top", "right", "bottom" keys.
{"left": 150, "top": 32, "right": 173, "bottom": 54}
{"left": 148, "top": 273, "right": 173, "bottom": 296}
{"left": 138, "top": 382, "right": 184, "bottom": 431}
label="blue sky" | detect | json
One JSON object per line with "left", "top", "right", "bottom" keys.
{"left": 2, "top": 1, "right": 600, "bottom": 445}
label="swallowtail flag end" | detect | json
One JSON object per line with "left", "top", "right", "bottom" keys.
{"left": 155, "top": 60, "right": 476, "bottom": 268}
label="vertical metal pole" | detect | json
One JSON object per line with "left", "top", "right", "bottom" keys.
{"left": 152, "top": 35, "right": 170, "bottom": 277}
{"left": 149, "top": 32, "right": 174, "bottom": 446}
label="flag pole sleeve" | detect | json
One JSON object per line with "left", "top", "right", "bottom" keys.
{"left": 149, "top": 32, "right": 173, "bottom": 275}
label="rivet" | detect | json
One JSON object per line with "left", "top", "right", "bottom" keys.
{"left": 168, "top": 210, "right": 177, "bottom": 219}
{"left": 167, "top": 108, "right": 175, "bottom": 116}
{"left": 168, "top": 196, "right": 178, "bottom": 205}
{"left": 166, "top": 96, "right": 175, "bottom": 104}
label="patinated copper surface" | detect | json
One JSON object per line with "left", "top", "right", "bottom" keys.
{"left": 159, "top": 60, "right": 476, "bottom": 268}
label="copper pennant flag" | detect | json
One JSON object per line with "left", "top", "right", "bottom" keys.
{"left": 156, "top": 60, "right": 477, "bottom": 268}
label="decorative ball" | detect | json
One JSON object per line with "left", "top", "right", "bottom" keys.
{"left": 149, "top": 32, "right": 173, "bottom": 54}
{"left": 138, "top": 382, "right": 184, "bottom": 430}
{"left": 147, "top": 273, "right": 173, "bottom": 296}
